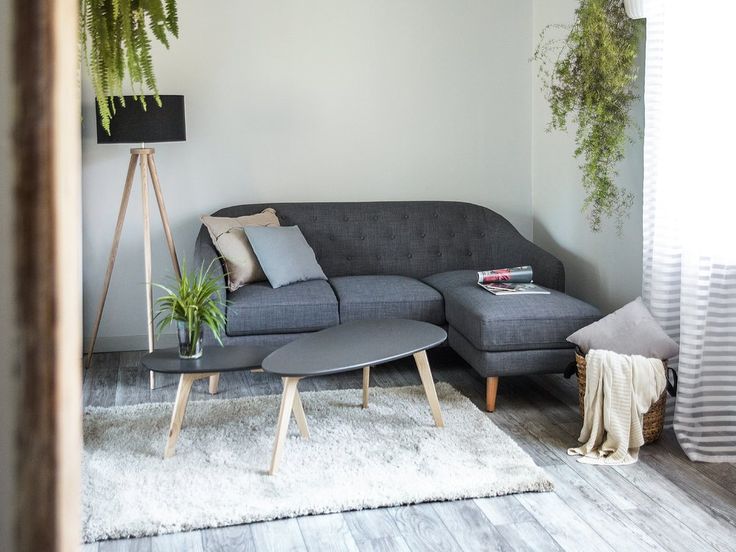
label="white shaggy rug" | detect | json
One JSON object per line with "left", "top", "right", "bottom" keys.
{"left": 83, "top": 383, "right": 552, "bottom": 542}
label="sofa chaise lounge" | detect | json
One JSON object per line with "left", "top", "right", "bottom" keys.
{"left": 194, "top": 201, "right": 601, "bottom": 411}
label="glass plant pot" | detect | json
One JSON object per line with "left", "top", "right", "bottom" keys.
{"left": 177, "top": 322, "right": 203, "bottom": 359}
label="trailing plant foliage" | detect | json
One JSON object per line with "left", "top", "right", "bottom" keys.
{"left": 154, "top": 260, "right": 227, "bottom": 353}
{"left": 81, "top": 0, "right": 179, "bottom": 134}
{"left": 533, "top": 0, "right": 642, "bottom": 232}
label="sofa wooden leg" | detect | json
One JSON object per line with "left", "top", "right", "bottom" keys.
{"left": 486, "top": 377, "right": 499, "bottom": 412}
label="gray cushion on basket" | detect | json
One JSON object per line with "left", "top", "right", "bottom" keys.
{"left": 567, "top": 297, "right": 679, "bottom": 359}
{"left": 330, "top": 275, "right": 445, "bottom": 324}
{"left": 245, "top": 225, "right": 327, "bottom": 289}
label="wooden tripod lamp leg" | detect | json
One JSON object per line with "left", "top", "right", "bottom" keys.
{"left": 140, "top": 153, "right": 156, "bottom": 390}
{"left": 85, "top": 154, "right": 138, "bottom": 370}
{"left": 147, "top": 154, "right": 181, "bottom": 278}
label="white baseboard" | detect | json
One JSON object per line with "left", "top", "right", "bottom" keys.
{"left": 85, "top": 334, "right": 178, "bottom": 353}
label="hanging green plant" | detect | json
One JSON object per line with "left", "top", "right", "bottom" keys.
{"left": 533, "top": 0, "right": 642, "bottom": 232}
{"left": 80, "top": 0, "right": 179, "bottom": 134}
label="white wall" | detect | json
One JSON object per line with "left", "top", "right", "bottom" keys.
{"left": 0, "top": 0, "right": 17, "bottom": 547}
{"left": 531, "top": 0, "right": 644, "bottom": 313}
{"left": 82, "top": 0, "right": 535, "bottom": 349}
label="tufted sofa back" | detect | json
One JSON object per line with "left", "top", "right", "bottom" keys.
{"left": 195, "top": 201, "right": 564, "bottom": 290}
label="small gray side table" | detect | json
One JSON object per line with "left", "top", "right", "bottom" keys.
{"left": 141, "top": 345, "right": 309, "bottom": 458}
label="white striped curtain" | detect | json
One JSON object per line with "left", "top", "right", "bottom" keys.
{"left": 640, "top": 0, "right": 736, "bottom": 461}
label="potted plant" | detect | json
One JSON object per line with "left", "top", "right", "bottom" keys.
{"left": 154, "top": 261, "right": 227, "bottom": 359}
{"left": 533, "top": 0, "right": 643, "bottom": 232}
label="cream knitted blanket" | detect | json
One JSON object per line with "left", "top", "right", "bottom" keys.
{"left": 568, "top": 349, "right": 666, "bottom": 465}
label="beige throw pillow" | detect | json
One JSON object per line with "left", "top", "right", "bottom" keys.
{"left": 201, "top": 208, "right": 280, "bottom": 291}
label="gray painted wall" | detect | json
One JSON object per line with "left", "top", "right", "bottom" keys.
{"left": 0, "top": 0, "right": 16, "bottom": 547}
{"left": 81, "top": 0, "right": 535, "bottom": 349}
{"left": 531, "top": 0, "right": 644, "bottom": 313}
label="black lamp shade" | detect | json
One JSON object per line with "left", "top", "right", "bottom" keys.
{"left": 96, "top": 95, "right": 186, "bottom": 144}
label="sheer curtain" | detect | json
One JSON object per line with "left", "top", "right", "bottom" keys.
{"left": 640, "top": 0, "right": 736, "bottom": 461}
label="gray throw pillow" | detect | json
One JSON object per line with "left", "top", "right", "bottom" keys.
{"left": 567, "top": 297, "right": 679, "bottom": 359}
{"left": 244, "top": 225, "right": 327, "bottom": 289}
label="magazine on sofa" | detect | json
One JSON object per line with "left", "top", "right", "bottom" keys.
{"left": 478, "top": 282, "right": 550, "bottom": 295}
{"left": 476, "top": 266, "right": 549, "bottom": 295}
{"left": 477, "top": 265, "right": 533, "bottom": 285}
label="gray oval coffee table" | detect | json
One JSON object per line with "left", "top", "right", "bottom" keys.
{"left": 142, "top": 345, "right": 309, "bottom": 459}
{"left": 262, "top": 319, "right": 448, "bottom": 474}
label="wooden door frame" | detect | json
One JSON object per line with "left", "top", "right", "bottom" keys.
{"left": 13, "top": 0, "right": 82, "bottom": 550}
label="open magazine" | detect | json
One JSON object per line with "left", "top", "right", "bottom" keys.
{"left": 476, "top": 265, "right": 550, "bottom": 295}
{"left": 477, "top": 282, "right": 550, "bottom": 295}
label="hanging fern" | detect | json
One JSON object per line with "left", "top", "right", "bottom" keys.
{"left": 81, "top": 0, "right": 179, "bottom": 134}
{"left": 533, "top": 0, "right": 642, "bottom": 232}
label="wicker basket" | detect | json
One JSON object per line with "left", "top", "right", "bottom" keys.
{"left": 575, "top": 352, "right": 666, "bottom": 444}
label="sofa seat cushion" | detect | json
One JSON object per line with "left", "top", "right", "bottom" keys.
{"left": 330, "top": 275, "right": 445, "bottom": 324}
{"left": 423, "top": 270, "right": 600, "bottom": 351}
{"left": 226, "top": 280, "right": 339, "bottom": 336}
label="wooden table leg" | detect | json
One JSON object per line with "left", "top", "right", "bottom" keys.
{"left": 486, "top": 376, "right": 499, "bottom": 412}
{"left": 208, "top": 373, "right": 220, "bottom": 395}
{"left": 280, "top": 377, "right": 309, "bottom": 438}
{"left": 362, "top": 366, "right": 370, "bottom": 408}
{"left": 270, "top": 377, "right": 300, "bottom": 475}
{"left": 413, "top": 350, "right": 444, "bottom": 428}
{"left": 164, "top": 374, "right": 196, "bottom": 458}
{"left": 292, "top": 390, "right": 310, "bottom": 439}
{"left": 147, "top": 153, "right": 181, "bottom": 279}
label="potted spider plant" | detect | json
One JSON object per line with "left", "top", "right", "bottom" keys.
{"left": 154, "top": 260, "right": 227, "bottom": 359}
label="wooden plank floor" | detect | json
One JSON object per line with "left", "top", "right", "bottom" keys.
{"left": 82, "top": 349, "right": 736, "bottom": 552}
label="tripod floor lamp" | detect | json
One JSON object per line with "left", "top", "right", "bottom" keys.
{"left": 86, "top": 95, "right": 186, "bottom": 389}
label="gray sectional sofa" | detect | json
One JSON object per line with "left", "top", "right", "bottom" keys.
{"left": 194, "top": 201, "right": 601, "bottom": 411}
